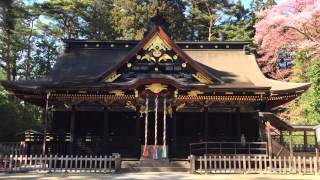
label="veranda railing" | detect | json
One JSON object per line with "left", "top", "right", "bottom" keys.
{"left": 189, "top": 155, "right": 320, "bottom": 175}
{"left": 0, "top": 154, "right": 121, "bottom": 173}
{"left": 189, "top": 142, "right": 268, "bottom": 156}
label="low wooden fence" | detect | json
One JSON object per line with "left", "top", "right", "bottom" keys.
{"left": 189, "top": 155, "right": 320, "bottom": 175}
{"left": 0, "top": 154, "right": 121, "bottom": 173}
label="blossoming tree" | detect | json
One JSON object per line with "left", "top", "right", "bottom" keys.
{"left": 255, "top": 0, "right": 320, "bottom": 79}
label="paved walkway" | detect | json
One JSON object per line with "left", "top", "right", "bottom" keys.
{"left": 0, "top": 172, "right": 319, "bottom": 180}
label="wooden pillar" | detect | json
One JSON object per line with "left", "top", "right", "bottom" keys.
{"left": 266, "top": 122, "right": 272, "bottom": 156}
{"left": 289, "top": 131, "right": 293, "bottom": 157}
{"left": 236, "top": 108, "right": 241, "bottom": 141}
{"left": 171, "top": 106, "right": 177, "bottom": 158}
{"left": 204, "top": 107, "right": 209, "bottom": 141}
{"left": 103, "top": 107, "right": 109, "bottom": 154}
{"left": 69, "top": 106, "right": 76, "bottom": 154}
{"left": 42, "top": 109, "right": 48, "bottom": 155}
{"left": 136, "top": 106, "right": 141, "bottom": 156}
{"left": 280, "top": 131, "right": 284, "bottom": 144}
{"left": 303, "top": 130, "right": 307, "bottom": 152}
{"left": 42, "top": 92, "right": 50, "bottom": 155}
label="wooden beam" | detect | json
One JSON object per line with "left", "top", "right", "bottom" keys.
{"left": 289, "top": 131, "right": 293, "bottom": 157}
{"left": 266, "top": 122, "right": 273, "bottom": 156}
{"left": 303, "top": 130, "right": 307, "bottom": 152}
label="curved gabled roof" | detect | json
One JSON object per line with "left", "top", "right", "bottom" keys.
{"left": 185, "top": 50, "right": 310, "bottom": 94}
{"left": 0, "top": 25, "right": 310, "bottom": 109}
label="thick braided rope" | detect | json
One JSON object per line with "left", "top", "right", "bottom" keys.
{"left": 163, "top": 97, "right": 167, "bottom": 147}
{"left": 144, "top": 98, "right": 149, "bottom": 148}
{"left": 154, "top": 96, "right": 158, "bottom": 147}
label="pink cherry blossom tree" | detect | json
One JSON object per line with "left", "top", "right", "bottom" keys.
{"left": 254, "top": 0, "right": 320, "bottom": 80}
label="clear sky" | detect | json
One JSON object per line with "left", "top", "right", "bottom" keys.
{"left": 241, "top": 0, "right": 282, "bottom": 9}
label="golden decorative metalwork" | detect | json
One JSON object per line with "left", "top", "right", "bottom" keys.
{"left": 104, "top": 71, "right": 121, "bottom": 82}
{"left": 176, "top": 103, "right": 186, "bottom": 111}
{"left": 166, "top": 104, "right": 173, "bottom": 118}
{"left": 145, "top": 83, "right": 168, "bottom": 94}
{"left": 173, "top": 55, "right": 178, "bottom": 60}
{"left": 134, "top": 89, "right": 139, "bottom": 98}
{"left": 139, "top": 105, "right": 146, "bottom": 118}
{"left": 125, "top": 101, "right": 136, "bottom": 111}
{"left": 158, "top": 53, "right": 173, "bottom": 63}
{"left": 192, "top": 72, "right": 212, "bottom": 84}
{"left": 143, "top": 33, "right": 172, "bottom": 58}
{"left": 187, "top": 90, "right": 204, "bottom": 96}
{"left": 141, "top": 54, "right": 156, "bottom": 63}
{"left": 109, "top": 90, "right": 125, "bottom": 96}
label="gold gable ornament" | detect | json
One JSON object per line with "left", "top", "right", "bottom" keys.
{"left": 143, "top": 33, "right": 172, "bottom": 58}
{"left": 158, "top": 53, "right": 173, "bottom": 63}
{"left": 145, "top": 83, "right": 168, "bottom": 94}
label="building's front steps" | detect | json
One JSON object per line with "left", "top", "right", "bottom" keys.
{"left": 121, "top": 159, "right": 189, "bottom": 172}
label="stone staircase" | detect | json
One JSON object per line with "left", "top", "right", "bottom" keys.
{"left": 121, "top": 159, "right": 189, "bottom": 172}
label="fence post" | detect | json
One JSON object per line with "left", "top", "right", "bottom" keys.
{"left": 9, "top": 154, "right": 13, "bottom": 172}
{"left": 204, "top": 155, "right": 207, "bottom": 174}
{"left": 113, "top": 153, "right": 121, "bottom": 172}
{"left": 242, "top": 156, "right": 246, "bottom": 174}
{"left": 314, "top": 156, "right": 318, "bottom": 175}
{"left": 48, "top": 154, "right": 52, "bottom": 173}
{"left": 189, "top": 155, "right": 196, "bottom": 174}
{"left": 65, "top": 155, "right": 69, "bottom": 173}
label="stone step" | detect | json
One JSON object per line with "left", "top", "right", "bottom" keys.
{"left": 121, "top": 167, "right": 189, "bottom": 172}
{"left": 122, "top": 160, "right": 189, "bottom": 172}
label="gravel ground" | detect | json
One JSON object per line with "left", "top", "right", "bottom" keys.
{"left": 0, "top": 172, "right": 320, "bottom": 180}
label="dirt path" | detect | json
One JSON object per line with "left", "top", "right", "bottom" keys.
{"left": 0, "top": 172, "right": 319, "bottom": 180}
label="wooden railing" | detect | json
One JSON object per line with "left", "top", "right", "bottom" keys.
{"left": 189, "top": 155, "right": 320, "bottom": 174}
{"left": 272, "top": 134, "right": 317, "bottom": 152}
{"left": 0, "top": 154, "right": 121, "bottom": 173}
{"left": 0, "top": 142, "right": 26, "bottom": 155}
{"left": 189, "top": 142, "right": 268, "bottom": 156}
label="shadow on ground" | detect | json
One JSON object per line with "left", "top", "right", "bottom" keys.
{"left": 0, "top": 172, "right": 319, "bottom": 180}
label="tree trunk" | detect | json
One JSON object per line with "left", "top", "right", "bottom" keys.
{"left": 25, "top": 19, "right": 35, "bottom": 80}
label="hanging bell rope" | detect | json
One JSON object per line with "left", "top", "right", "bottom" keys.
{"left": 143, "top": 97, "right": 149, "bottom": 158}
{"left": 153, "top": 95, "right": 159, "bottom": 160}
{"left": 162, "top": 97, "right": 167, "bottom": 158}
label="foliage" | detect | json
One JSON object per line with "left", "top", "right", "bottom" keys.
{"left": 187, "top": 0, "right": 230, "bottom": 41}
{"left": 255, "top": 0, "right": 320, "bottom": 79}
{"left": 288, "top": 58, "right": 320, "bottom": 125}
{"left": 0, "top": 70, "right": 41, "bottom": 141}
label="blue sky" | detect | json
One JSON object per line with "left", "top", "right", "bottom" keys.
{"left": 241, "top": 0, "right": 282, "bottom": 8}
